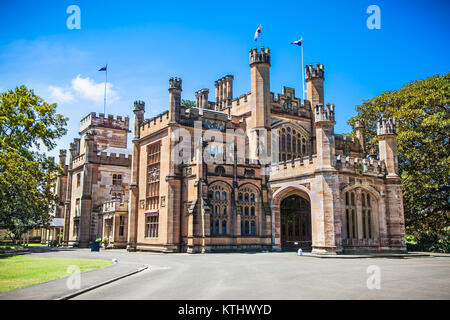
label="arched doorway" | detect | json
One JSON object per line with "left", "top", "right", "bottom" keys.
{"left": 280, "top": 195, "right": 311, "bottom": 249}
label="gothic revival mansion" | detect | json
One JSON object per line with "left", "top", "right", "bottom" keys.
{"left": 57, "top": 46, "right": 406, "bottom": 254}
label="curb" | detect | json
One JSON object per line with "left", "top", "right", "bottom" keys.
{"left": 301, "top": 253, "right": 431, "bottom": 259}
{"left": 57, "top": 265, "right": 149, "bottom": 300}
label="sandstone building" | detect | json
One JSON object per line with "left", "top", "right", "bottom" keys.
{"left": 126, "top": 46, "right": 407, "bottom": 254}
{"left": 56, "top": 113, "right": 132, "bottom": 248}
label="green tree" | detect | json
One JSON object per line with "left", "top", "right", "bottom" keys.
{"left": 181, "top": 99, "right": 196, "bottom": 108}
{"left": 0, "top": 86, "right": 68, "bottom": 240}
{"left": 348, "top": 74, "right": 450, "bottom": 252}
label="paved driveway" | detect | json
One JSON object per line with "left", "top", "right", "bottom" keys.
{"left": 5, "top": 248, "right": 450, "bottom": 300}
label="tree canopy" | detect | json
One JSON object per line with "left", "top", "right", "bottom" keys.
{"left": 0, "top": 86, "right": 67, "bottom": 239}
{"left": 181, "top": 99, "right": 196, "bottom": 108}
{"left": 349, "top": 73, "right": 450, "bottom": 251}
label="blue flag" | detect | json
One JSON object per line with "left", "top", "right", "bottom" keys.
{"left": 291, "top": 37, "right": 303, "bottom": 46}
{"left": 98, "top": 65, "right": 107, "bottom": 71}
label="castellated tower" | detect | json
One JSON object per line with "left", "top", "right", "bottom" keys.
{"left": 305, "top": 63, "right": 325, "bottom": 108}
{"left": 314, "top": 103, "right": 336, "bottom": 170}
{"left": 169, "top": 77, "right": 182, "bottom": 123}
{"left": 79, "top": 112, "right": 130, "bottom": 152}
{"left": 250, "top": 47, "right": 271, "bottom": 129}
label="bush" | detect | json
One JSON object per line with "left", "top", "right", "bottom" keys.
{"left": 406, "top": 229, "right": 450, "bottom": 253}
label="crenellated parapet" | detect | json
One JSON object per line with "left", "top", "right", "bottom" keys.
{"left": 91, "top": 151, "right": 132, "bottom": 167}
{"left": 134, "top": 100, "right": 145, "bottom": 112}
{"left": 169, "top": 77, "right": 182, "bottom": 91}
{"left": 335, "top": 155, "right": 386, "bottom": 176}
{"left": 305, "top": 63, "right": 324, "bottom": 80}
{"left": 231, "top": 93, "right": 249, "bottom": 107}
{"left": 314, "top": 103, "right": 335, "bottom": 123}
{"left": 140, "top": 111, "right": 170, "bottom": 136}
{"left": 377, "top": 117, "right": 397, "bottom": 136}
{"left": 249, "top": 47, "right": 271, "bottom": 66}
{"left": 80, "top": 112, "right": 130, "bottom": 134}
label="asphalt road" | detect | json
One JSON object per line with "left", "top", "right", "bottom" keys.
{"left": 17, "top": 248, "right": 450, "bottom": 300}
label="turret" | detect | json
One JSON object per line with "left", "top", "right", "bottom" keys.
{"left": 377, "top": 117, "right": 399, "bottom": 177}
{"left": 305, "top": 63, "right": 325, "bottom": 108}
{"left": 354, "top": 119, "right": 365, "bottom": 153}
{"left": 314, "top": 103, "right": 336, "bottom": 170}
{"left": 168, "top": 77, "right": 182, "bottom": 123}
{"left": 59, "top": 149, "right": 67, "bottom": 167}
{"left": 133, "top": 100, "right": 145, "bottom": 139}
{"left": 249, "top": 47, "right": 271, "bottom": 129}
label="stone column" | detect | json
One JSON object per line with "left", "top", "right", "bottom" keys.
{"left": 127, "top": 101, "right": 144, "bottom": 251}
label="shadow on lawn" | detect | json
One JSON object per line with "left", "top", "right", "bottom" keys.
{"left": 0, "top": 246, "right": 80, "bottom": 257}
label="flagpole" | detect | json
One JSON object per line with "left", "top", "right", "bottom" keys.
{"left": 260, "top": 24, "right": 263, "bottom": 47}
{"left": 301, "top": 41, "right": 305, "bottom": 101}
{"left": 103, "top": 64, "right": 107, "bottom": 114}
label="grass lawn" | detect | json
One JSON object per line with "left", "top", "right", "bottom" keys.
{"left": 0, "top": 254, "right": 113, "bottom": 293}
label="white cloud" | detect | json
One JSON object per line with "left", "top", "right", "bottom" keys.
{"left": 47, "top": 75, "right": 119, "bottom": 105}
{"left": 71, "top": 75, "right": 118, "bottom": 103}
{"left": 48, "top": 85, "right": 74, "bottom": 103}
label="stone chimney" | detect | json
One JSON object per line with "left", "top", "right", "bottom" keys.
{"left": 195, "top": 89, "right": 209, "bottom": 109}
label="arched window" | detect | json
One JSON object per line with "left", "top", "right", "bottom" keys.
{"left": 239, "top": 185, "right": 259, "bottom": 236}
{"left": 345, "top": 189, "right": 376, "bottom": 243}
{"left": 209, "top": 183, "right": 231, "bottom": 236}
{"left": 275, "top": 124, "right": 308, "bottom": 162}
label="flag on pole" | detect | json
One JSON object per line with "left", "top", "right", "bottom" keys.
{"left": 291, "top": 37, "right": 303, "bottom": 46}
{"left": 98, "top": 65, "right": 107, "bottom": 72}
{"left": 254, "top": 24, "right": 262, "bottom": 41}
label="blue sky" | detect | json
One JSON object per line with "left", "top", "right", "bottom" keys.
{"left": 0, "top": 0, "right": 449, "bottom": 158}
